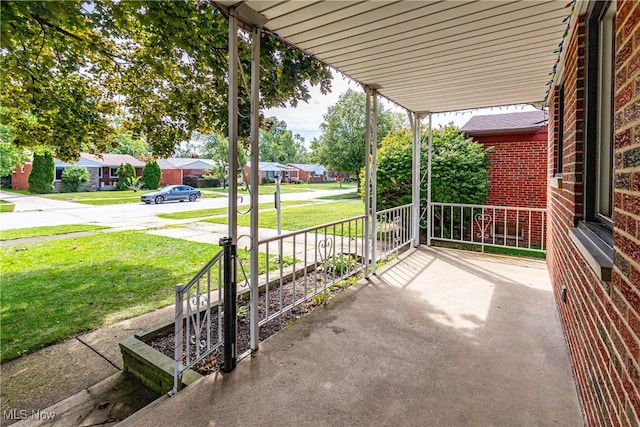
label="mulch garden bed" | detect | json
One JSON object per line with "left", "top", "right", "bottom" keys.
{"left": 150, "top": 267, "right": 359, "bottom": 376}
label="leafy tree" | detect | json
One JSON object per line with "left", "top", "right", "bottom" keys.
{"left": 115, "top": 163, "right": 136, "bottom": 191}
{"left": 259, "top": 117, "right": 308, "bottom": 164}
{"left": 0, "top": 123, "right": 26, "bottom": 177}
{"left": 107, "top": 132, "right": 149, "bottom": 157}
{"left": 61, "top": 166, "right": 89, "bottom": 192}
{"left": 1, "top": 1, "right": 332, "bottom": 161}
{"left": 142, "top": 160, "right": 161, "bottom": 190}
{"left": 197, "top": 132, "right": 247, "bottom": 188}
{"left": 27, "top": 152, "right": 54, "bottom": 194}
{"left": 311, "top": 89, "right": 399, "bottom": 186}
{"left": 372, "top": 125, "right": 492, "bottom": 210}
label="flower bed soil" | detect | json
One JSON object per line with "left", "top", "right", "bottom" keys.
{"left": 150, "top": 268, "right": 357, "bottom": 376}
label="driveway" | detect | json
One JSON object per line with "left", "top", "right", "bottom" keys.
{"left": 0, "top": 188, "right": 356, "bottom": 231}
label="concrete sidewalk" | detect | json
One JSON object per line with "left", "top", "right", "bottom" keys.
{"left": 122, "top": 247, "right": 583, "bottom": 426}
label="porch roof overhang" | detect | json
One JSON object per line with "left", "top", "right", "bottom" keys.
{"left": 216, "top": 0, "right": 577, "bottom": 113}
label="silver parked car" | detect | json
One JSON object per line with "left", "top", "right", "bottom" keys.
{"left": 141, "top": 185, "right": 201, "bottom": 204}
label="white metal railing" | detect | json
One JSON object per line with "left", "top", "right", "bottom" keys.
{"left": 172, "top": 248, "right": 225, "bottom": 394}
{"left": 249, "top": 215, "right": 366, "bottom": 333}
{"left": 375, "top": 203, "right": 413, "bottom": 260}
{"left": 430, "top": 202, "right": 547, "bottom": 253}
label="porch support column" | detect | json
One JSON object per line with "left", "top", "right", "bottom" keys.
{"left": 363, "top": 89, "right": 371, "bottom": 278}
{"left": 227, "top": 11, "right": 238, "bottom": 244}
{"left": 427, "top": 113, "right": 433, "bottom": 246}
{"left": 409, "top": 111, "right": 421, "bottom": 248}
{"left": 249, "top": 26, "right": 260, "bottom": 352}
{"left": 370, "top": 88, "right": 378, "bottom": 275}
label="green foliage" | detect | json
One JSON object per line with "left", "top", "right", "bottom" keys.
{"left": 115, "top": 163, "right": 136, "bottom": 191}
{"left": 372, "top": 125, "right": 492, "bottom": 210}
{"left": 310, "top": 90, "right": 400, "bottom": 185}
{"left": 125, "top": 176, "right": 142, "bottom": 192}
{"left": 237, "top": 305, "right": 249, "bottom": 321}
{"left": 142, "top": 160, "right": 161, "bottom": 189}
{"left": 107, "top": 131, "right": 149, "bottom": 157}
{"left": 0, "top": 123, "right": 26, "bottom": 176}
{"left": 61, "top": 166, "right": 89, "bottom": 192}
{"left": 27, "top": 152, "right": 54, "bottom": 194}
{"left": 1, "top": 1, "right": 332, "bottom": 161}
{"left": 259, "top": 117, "right": 308, "bottom": 164}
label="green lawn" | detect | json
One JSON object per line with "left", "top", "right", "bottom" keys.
{"left": 0, "top": 200, "right": 15, "bottom": 213}
{"left": 38, "top": 189, "right": 224, "bottom": 205}
{"left": 205, "top": 181, "right": 357, "bottom": 196}
{"left": 0, "top": 230, "right": 282, "bottom": 362}
{"left": 315, "top": 191, "right": 360, "bottom": 201}
{"left": 156, "top": 200, "right": 316, "bottom": 220}
{"left": 0, "top": 224, "right": 108, "bottom": 241}
{"left": 205, "top": 200, "right": 365, "bottom": 231}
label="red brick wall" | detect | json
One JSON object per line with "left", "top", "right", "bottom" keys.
{"left": 547, "top": 2, "right": 640, "bottom": 426}
{"left": 160, "top": 169, "right": 182, "bottom": 186}
{"left": 11, "top": 162, "right": 31, "bottom": 190}
{"left": 472, "top": 128, "right": 548, "bottom": 209}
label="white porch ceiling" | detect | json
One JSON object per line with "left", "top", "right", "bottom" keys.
{"left": 218, "top": 0, "right": 573, "bottom": 113}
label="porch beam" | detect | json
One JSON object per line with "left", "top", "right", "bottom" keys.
{"left": 410, "top": 111, "right": 421, "bottom": 248}
{"left": 370, "top": 88, "right": 378, "bottom": 275}
{"left": 249, "top": 26, "right": 260, "bottom": 352}
{"left": 427, "top": 113, "right": 433, "bottom": 247}
{"left": 227, "top": 11, "right": 238, "bottom": 244}
{"left": 363, "top": 88, "right": 371, "bottom": 278}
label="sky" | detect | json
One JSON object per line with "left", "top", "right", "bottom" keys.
{"left": 264, "top": 74, "right": 540, "bottom": 144}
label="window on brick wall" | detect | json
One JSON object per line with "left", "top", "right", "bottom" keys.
{"left": 570, "top": 0, "right": 615, "bottom": 282}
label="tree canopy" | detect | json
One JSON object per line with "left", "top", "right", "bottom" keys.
{"left": 1, "top": 1, "right": 332, "bottom": 161}
{"left": 310, "top": 89, "right": 400, "bottom": 182}
{"left": 259, "top": 117, "right": 308, "bottom": 164}
{"left": 373, "top": 125, "right": 492, "bottom": 210}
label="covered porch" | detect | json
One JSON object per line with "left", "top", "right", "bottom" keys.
{"left": 125, "top": 246, "right": 582, "bottom": 426}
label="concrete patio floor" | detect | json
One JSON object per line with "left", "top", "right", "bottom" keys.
{"left": 123, "top": 246, "right": 583, "bottom": 426}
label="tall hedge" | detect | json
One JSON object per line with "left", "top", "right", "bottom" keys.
{"left": 115, "top": 163, "right": 136, "bottom": 190}
{"left": 368, "top": 125, "right": 491, "bottom": 210}
{"left": 142, "top": 160, "right": 161, "bottom": 189}
{"left": 28, "top": 152, "right": 54, "bottom": 194}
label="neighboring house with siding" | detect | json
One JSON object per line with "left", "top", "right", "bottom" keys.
{"left": 11, "top": 153, "right": 144, "bottom": 191}
{"left": 242, "top": 162, "right": 297, "bottom": 184}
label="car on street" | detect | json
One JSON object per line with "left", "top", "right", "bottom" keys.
{"left": 141, "top": 185, "right": 201, "bottom": 204}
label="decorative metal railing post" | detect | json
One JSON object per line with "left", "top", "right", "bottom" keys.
{"left": 363, "top": 87, "right": 371, "bottom": 278}
{"left": 426, "top": 113, "right": 433, "bottom": 247}
{"left": 371, "top": 87, "right": 378, "bottom": 273}
{"left": 220, "top": 237, "right": 237, "bottom": 373}
{"left": 171, "top": 284, "right": 184, "bottom": 395}
{"left": 249, "top": 25, "right": 260, "bottom": 352}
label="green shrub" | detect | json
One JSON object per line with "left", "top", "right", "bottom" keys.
{"left": 183, "top": 175, "right": 199, "bottom": 187}
{"left": 115, "top": 163, "right": 136, "bottom": 190}
{"left": 366, "top": 125, "right": 492, "bottom": 210}
{"left": 28, "top": 152, "right": 54, "bottom": 194}
{"left": 61, "top": 166, "right": 89, "bottom": 192}
{"left": 142, "top": 160, "right": 161, "bottom": 189}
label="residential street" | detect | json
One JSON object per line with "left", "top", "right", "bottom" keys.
{"left": 0, "top": 188, "right": 355, "bottom": 231}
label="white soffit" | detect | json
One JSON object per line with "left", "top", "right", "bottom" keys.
{"left": 219, "top": 1, "right": 573, "bottom": 113}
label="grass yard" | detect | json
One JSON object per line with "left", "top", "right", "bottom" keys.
{"left": 38, "top": 189, "right": 224, "bottom": 205}
{"left": 0, "top": 200, "right": 15, "bottom": 213}
{"left": 1, "top": 232, "right": 216, "bottom": 361}
{"left": 0, "top": 224, "right": 108, "bottom": 241}
{"left": 204, "top": 181, "right": 357, "bottom": 196}
{"left": 0, "top": 230, "right": 283, "bottom": 362}
{"left": 156, "top": 200, "right": 316, "bottom": 220}
{"left": 315, "top": 191, "right": 360, "bottom": 201}
{"left": 205, "top": 200, "right": 365, "bottom": 231}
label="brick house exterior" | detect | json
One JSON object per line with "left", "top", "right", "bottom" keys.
{"left": 10, "top": 161, "right": 31, "bottom": 191}
{"left": 547, "top": 1, "right": 639, "bottom": 426}
{"left": 462, "top": 111, "right": 548, "bottom": 245}
{"left": 462, "top": 111, "right": 548, "bottom": 209}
